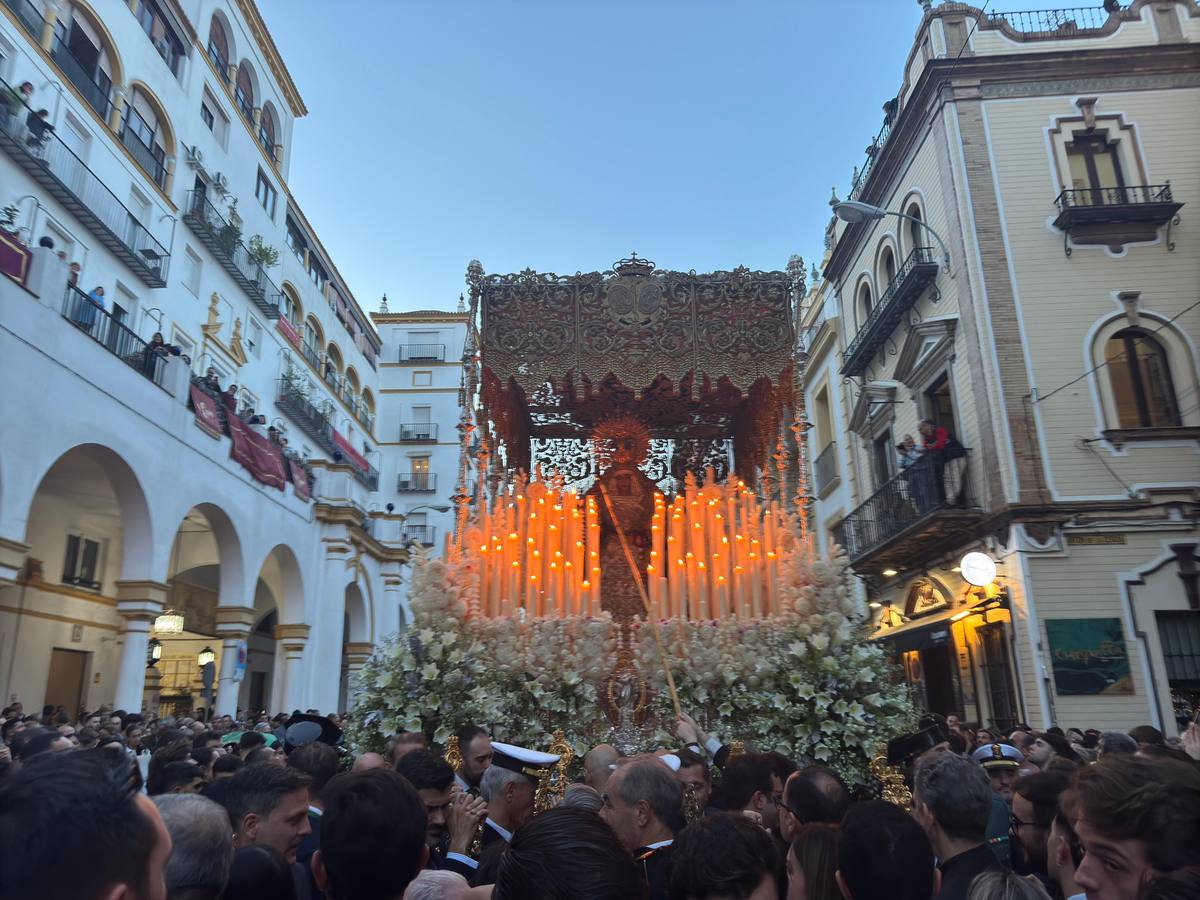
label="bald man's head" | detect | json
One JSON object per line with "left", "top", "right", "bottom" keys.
{"left": 584, "top": 744, "right": 620, "bottom": 790}
{"left": 352, "top": 752, "right": 388, "bottom": 772}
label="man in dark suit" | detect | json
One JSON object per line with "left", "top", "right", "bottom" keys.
{"left": 599, "top": 755, "right": 685, "bottom": 900}
{"left": 912, "top": 751, "right": 1000, "bottom": 900}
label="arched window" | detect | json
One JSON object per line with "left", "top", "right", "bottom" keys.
{"left": 858, "top": 282, "right": 874, "bottom": 328}
{"left": 281, "top": 285, "right": 302, "bottom": 328}
{"left": 120, "top": 86, "right": 168, "bottom": 187}
{"left": 880, "top": 246, "right": 896, "bottom": 290}
{"left": 207, "top": 17, "right": 229, "bottom": 72}
{"left": 53, "top": 10, "right": 118, "bottom": 120}
{"left": 258, "top": 104, "right": 277, "bottom": 159}
{"left": 906, "top": 204, "right": 924, "bottom": 257}
{"left": 324, "top": 343, "right": 343, "bottom": 388}
{"left": 1105, "top": 328, "right": 1181, "bottom": 428}
{"left": 302, "top": 316, "right": 323, "bottom": 370}
{"left": 235, "top": 63, "right": 255, "bottom": 122}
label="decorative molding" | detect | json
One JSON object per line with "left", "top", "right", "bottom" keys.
{"left": 981, "top": 71, "right": 1200, "bottom": 99}
{"left": 0, "top": 605, "right": 120, "bottom": 632}
{"left": 848, "top": 382, "right": 899, "bottom": 436}
{"left": 234, "top": 0, "right": 307, "bottom": 117}
{"left": 893, "top": 318, "right": 958, "bottom": 389}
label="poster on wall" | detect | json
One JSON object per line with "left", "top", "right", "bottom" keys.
{"left": 1045, "top": 617, "right": 1134, "bottom": 695}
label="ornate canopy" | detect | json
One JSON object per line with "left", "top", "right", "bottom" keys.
{"left": 472, "top": 255, "right": 799, "bottom": 480}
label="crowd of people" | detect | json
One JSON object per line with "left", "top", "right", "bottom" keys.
{"left": 1, "top": 699, "right": 1198, "bottom": 900}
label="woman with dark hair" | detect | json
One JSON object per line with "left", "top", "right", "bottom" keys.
{"left": 493, "top": 807, "right": 643, "bottom": 900}
{"left": 224, "top": 845, "right": 297, "bottom": 900}
{"left": 142, "top": 332, "right": 168, "bottom": 377}
{"left": 788, "top": 823, "right": 841, "bottom": 900}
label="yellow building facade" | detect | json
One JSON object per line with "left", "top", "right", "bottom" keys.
{"left": 810, "top": 1, "right": 1200, "bottom": 736}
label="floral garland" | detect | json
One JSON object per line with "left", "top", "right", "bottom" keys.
{"left": 347, "top": 541, "right": 915, "bottom": 783}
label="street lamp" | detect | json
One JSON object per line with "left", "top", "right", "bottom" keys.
{"left": 831, "top": 198, "right": 953, "bottom": 274}
{"left": 197, "top": 646, "right": 216, "bottom": 723}
{"left": 146, "top": 637, "right": 162, "bottom": 667}
{"left": 405, "top": 504, "right": 451, "bottom": 515}
{"left": 197, "top": 646, "right": 216, "bottom": 667}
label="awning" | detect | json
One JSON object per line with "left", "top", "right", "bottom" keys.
{"left": 873, "top": 617, "right": 954, "bottom": 655}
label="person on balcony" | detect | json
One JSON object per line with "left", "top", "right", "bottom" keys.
{"left": 918, "top": 419, "right": 967, "bottom": 505}
{"left": 897, "top": 433, "right": 933, "bottom": 515}
{"left": 24, "top": 108, "right": 53, "bottom": 155}
{"left": 73, "top": 285, "right": 105, "bottom": 333}
{"left": 221, "top": 383, "right": 240, "bottom": 415}
{"left": 2, "top": 81, "right": 33, "bottom": 138}
{"left": 142, "top": 332, "right": 170, "bottom": 378}
{"left": 202, "top": 367, "right": 222, "bottom": 394}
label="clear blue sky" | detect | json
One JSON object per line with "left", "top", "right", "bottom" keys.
{"left": 256, "top": 0, "right": 1025, "bottom": 314}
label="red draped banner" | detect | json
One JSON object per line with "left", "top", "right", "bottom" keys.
{"left": 276, "top": 316, "right": 302, "bottom": 350}
{"left": 228, "top": 415, "right": 287, "bottom": 490}
{"left": 331, "top": 429, "right": 371, "bottom": 474}
{"left": 190, "top": 386, "right": 223, "bottom": 439}
{"left": 0, "top": 231, "right": 31, "bottom": 286}
{"left": 288, "top": 459, "right": 312, "bottom": 501}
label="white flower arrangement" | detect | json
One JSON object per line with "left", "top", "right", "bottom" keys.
{"left": 346, "top": 542, "right": 914, "bottom": 783}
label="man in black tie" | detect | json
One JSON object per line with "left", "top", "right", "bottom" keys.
{"left": 600, "top": 755, "right": 685, "bottom": 900}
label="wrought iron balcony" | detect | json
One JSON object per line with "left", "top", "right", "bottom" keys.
{"left": 400, "top": 343, "right": 446, "bottom": 362}
{"left": 398, "top": 423, "right": 438, "bottom": 442}
{"left": 206, "top": 44, "right": 230, "bottom": 85}
{"left": 51, "top": 34, "right": 113, "bottom": 122}
{"left": 1053, "top": 184, "right": 1182, "bottom": 255}
{"left": 813, "top": 442, "right": 838, "bottom": 495}
{"left": 0, "top": 74, "right": 169, "bottom": 287}
{"left": 402, "top": 524, "right": 436, "bottom": 546}
{"left": 276, "top": 379, "right": 377, "bottom": 490}
{"left": 397, "top": 473, "right": 436, "bottom": 492}
{"left": 832, "top": 450, "right": 984, "bottom": 574}
{"left": 849, "top": 117, "right": 892, "bottom": 201}
{"left": 3, "top": 0, "right": 43, "bottom": 39}
{"left": 841, "top": 246, "right": 939, "bottom": 377}
{"left": 986, "top": 6, "right": 1113, "bottom": 36}
{"left": 62, "top": 284, "right": 167, "bottom": 388}
{"left": 183, "top": 191, "right": 281, "bottom": 319}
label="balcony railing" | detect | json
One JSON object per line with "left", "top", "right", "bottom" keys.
{"left": 206, "top": 44, "right": 230, "bottom": 85}
{"left": 813, "top": 442, "right": 838, "bottom": 495}
{"left": 398, "top": 423, "right": 438, "bottom": 442}
{"left": 397, "top": 473, "right": 436, "bottom": 492}
{"left": 402, "top": 524, "right": 436, "bottom": 546}
{"left": 849, "top": 117, "right": 892, "bottom": 201}
{"left": 300, "top": 341, "right": 321, "bottom": 372}
{"left": 3, "top": 0, "right": 44, "bottom": 39}
{"left": 118, "top": 121, "right": 166, "bottom": 188}
{"left": 986, "top": 6, "right": 1112, "bottom": 36}
{"left": 799, "top": 306, "right": 828, "bottom": 355}
{"left": 1053, "top": 184, "right": 1183, "bottom": 254}
{"left": 400, "top": 343, "right": 446, "bottom": 362}
{"left": 841, "top": 247, "right": 939, "bottom": 377}
{"left": 183, "top": 191, "right": 281, "bottom": 319}
{"left": 51, "top": 35, "right": 113, "bottom": 122}
{"left": 0, "top": 74, "right": 169, "bottom": 287}
{"left": 833, "top": 450, "right": 981, "bottom": 571}
{"left": 276, "top": 378, "right": 378, "bottom": 490}
{"left": 62, "top": 284, "right": 166, "bottom": 388}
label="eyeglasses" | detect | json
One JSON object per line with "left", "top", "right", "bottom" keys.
{"left": 1010, "top": 813, "right": 1034, "bottom": 830}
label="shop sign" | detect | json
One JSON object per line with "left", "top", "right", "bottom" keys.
{"left": 905, "top": 580, "right": 949, "bottom": 617}
{"left": 1045, "top": 617, "right": 1133, "bottom": 695}
{"left": 1066, "top": 533, "right": 1126, "bottom": 546}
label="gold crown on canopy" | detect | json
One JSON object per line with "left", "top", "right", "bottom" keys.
{"left": 591, "top": 415, "right": 652, "bottom": 468}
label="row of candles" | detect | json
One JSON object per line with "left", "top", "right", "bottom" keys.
{"left": 465, "top": 475, "right": 789, "bottom": 620}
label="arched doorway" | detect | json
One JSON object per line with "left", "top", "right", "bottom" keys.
{"left": 338, "top": 581, "right": 371, "bottom": 712}
{"left": 5, "top": 444, "right": 153, "bottom": 715}
{"left": 151, "top": 504, "right": 243, "bottom": 719}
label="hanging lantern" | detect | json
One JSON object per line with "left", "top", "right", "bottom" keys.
{"left": 146, "top": 637, "right": 162, "bottom": 667}
{"left": 154, "top": 609, "right": 184, "bottom": 634}
{"left": 197, "top": 646, "right": 216, "bottom": 667}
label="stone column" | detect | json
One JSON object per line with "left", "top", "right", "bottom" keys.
{"left": 276, "top": 624, "right": 310, "bottom": 713}
{"left": 113, "top": 580, "right": 168, "bottom": 713}
{"left": 343, "top": 641, "right": 374, "bottom": 708}
{"left": 108, "top": 88, "right": 127, "bottom": 133}
{"left": 214, "top": 606, "right": 256, "bottom": 718}
{"left": 379, "top": 564, "right": 404, "bottom": 638}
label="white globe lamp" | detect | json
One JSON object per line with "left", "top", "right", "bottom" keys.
{"left": 960, "top": 552, "right": 997, "bottom": 588}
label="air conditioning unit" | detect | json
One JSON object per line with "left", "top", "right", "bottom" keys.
{"left": 212, "top": 172, "right": 230, "bottom": 196}
{"left": 185, "top": 145, "right": 203, "bottom": 168}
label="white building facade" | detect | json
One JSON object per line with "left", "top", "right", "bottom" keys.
{"left": 0, "top": 0, "right": 416, "bottom": 718}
